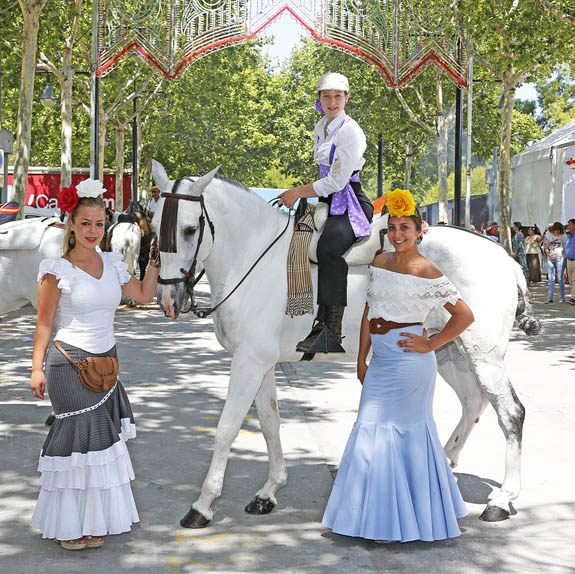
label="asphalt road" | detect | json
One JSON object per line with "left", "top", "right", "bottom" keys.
{"left": 0, "top": 282, "right": 573, "bottom": 574}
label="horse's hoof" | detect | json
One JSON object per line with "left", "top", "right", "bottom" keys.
{"left": 45, "top": 413, "right": 56, "bottom": 426}
{"left": 479, "top": 505, "right": 509, "bottom": 522}
{"left": 180, "top": 507, "right": 210, "bottom": 529}
{"left": 244, "top": 496, "right": 276, "bottom": 515}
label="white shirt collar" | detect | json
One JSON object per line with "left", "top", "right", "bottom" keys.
{"left": 323, "top": 110, "right": 347, "bottom": 135}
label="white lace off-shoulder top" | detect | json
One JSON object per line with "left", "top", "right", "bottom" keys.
{"left": 366, "top": 266, "right": 461, "bottom": 323}
{"left": 37, "top": 251, "right": 132, "bottom": 353}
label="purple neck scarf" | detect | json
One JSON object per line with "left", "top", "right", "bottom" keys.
{"left": 320, "top": 117, "right": 371, "bottom": 238}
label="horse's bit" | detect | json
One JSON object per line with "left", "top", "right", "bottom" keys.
{"left": 157, "top": 179, "right": 291, "bottom": 318}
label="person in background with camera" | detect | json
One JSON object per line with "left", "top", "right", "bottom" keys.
{"left": 543, "top": 221, "right": 566, "bottom": 304}
{"left": 29, "top": 179, "right": 160, "bottom": 551}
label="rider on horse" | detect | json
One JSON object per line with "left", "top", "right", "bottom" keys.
{"left": 278, "top": 72, "right": 373, "bottom": 353}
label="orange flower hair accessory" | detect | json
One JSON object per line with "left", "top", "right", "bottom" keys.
{"left": 386, "top": 188, "right": 416, "bottom": 218}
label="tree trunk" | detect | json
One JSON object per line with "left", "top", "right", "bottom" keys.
{"left": 436, "top": 116, "right": 450, "bottom": 223}
{"left": 404, "top": 132, "right": 414, "bottom": 188}
{"left": 435, "top": 78, "right": 449, "bottom": 223}
{"left": 115, "top": 123, "right": 125, "bottom": 212}
{"left": 11, "top": 0, "right": 47, "bottom": 217}
{"left": 98, "top": 95, "right": 106, "bottom": 180}
{"left": 60, "top": 45, "right": 74, "bottom": 188}
{"left": 142, "top": 155, "right": 152, "bottom": 197}
{"left": 498, "top": 75, "right": 516, "bottom": 254}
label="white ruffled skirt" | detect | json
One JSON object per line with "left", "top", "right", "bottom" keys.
{"left": 31, "top": 343, "right": 139, "bottom": 540}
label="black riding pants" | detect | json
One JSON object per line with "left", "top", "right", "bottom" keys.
{"left": 317, "top": 181, "right": 373, "bottom": 307}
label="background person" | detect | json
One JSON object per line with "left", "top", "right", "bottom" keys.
{"left": 565, "top": 219, "right": 575, "bottom": 304}
{"left": 543, "top": 221, "right": 566, "bottom": 303}
{"left": 524, "top": 225, "right": 542, "bottom": 284}
{"left": 322, "top": 189, "right": 474, "bottom": 542}
{"left": 147, "top": 186, "right": 161, "bottom": 218}
{"left": 278, "top": 72, "right": 373, "bottom": 353}
{"left": 512, "top": 222, "right": 528, "bottom": 280}
{"left": 29, "top": 179, "right": 160, "bottom": 551}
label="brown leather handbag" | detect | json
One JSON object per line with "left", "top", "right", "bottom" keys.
{"left": 53, "top": 341, "right": 118, "bottom": 393}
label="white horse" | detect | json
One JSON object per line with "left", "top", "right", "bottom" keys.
{"left": 109, "top": 221, "right": 141, "bottom": 276}
{"left": 0, "top": 218, "right": 64, "bottom": 314}
{"left": 151, "top": 160, "right": 539, "bottom": 528}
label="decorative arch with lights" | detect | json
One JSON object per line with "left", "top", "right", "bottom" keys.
{"left": 96, "top": 0, "right": 467, "bottom": 87}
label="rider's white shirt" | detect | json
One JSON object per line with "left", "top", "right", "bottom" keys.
{"left": 312, "top": 110, "right": 367, "bottom": 198}
{"left": 147, "top": 197, "right": 159, "bottom": 215}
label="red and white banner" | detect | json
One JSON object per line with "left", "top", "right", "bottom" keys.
{"left": 5, "top": 169, "right": 132, "bottom": 212}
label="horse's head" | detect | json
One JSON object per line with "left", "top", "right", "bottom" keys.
{"left": 152, "top": 160, "right": 220, "bottom": 319}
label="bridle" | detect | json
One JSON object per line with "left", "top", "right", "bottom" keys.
{"left": 156, "top": 178, "right": 291, "bottom": 318}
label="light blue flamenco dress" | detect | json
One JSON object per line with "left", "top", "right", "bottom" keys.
{"left": 322, "top": 267, "right": 468, "bottom": 542}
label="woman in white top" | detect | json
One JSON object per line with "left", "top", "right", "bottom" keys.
{"left": 278, "top": 73, "right": 373, "bottom": 354}
{"left": 322, "top": 189, "right": 474, "bottom": 542}
{"left": 30, "top": 180, "right": 160, "bottom": 550}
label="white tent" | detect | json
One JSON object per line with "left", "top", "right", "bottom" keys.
{"left": 512, "top": 120, "right": 575, "bottom": 227}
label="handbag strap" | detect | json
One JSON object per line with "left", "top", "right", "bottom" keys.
{"left": 53, "top": 341, "right": 118, "bottom": 366}
{"left": 53, "top": 341, "right": 79, "bottom": 369}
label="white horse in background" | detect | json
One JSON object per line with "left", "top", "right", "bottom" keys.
{"left": 151, "top": 160, "right": 539, "bottom": 528}
{"left": 0, "top": 218, "right": 64, "bottom": 315}
{"left": 109, "top": 222, "right": 141, "bottom": 276}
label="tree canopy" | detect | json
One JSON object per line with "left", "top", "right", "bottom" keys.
{"left": 0, "top": 0, "right": 573, "bottom": 235}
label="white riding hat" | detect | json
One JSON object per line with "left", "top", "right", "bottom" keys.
{"left": 317, "top": 72, "right": 349, "bottom": 93}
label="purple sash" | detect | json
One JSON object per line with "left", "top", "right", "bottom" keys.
{"left": 319, "top": 134, "right": 371, "bottom": 238}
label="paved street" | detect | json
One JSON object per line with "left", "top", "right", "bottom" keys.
{"left": 0, "top": 282, "right": 574, "bottom": 574}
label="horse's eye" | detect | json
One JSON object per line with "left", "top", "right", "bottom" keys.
{"left": 183, "top": 226, "right": 196, "bottom": 238}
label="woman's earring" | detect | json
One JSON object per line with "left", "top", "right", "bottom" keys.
{"left": 417, "top": 234, "right": 423, "bottom": 244}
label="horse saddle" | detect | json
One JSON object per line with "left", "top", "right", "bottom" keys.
{"left": 0, "top": 216, "right": 62, "bottom": 251}
{"left": 308, "top": 203, "right": 388, "bottom": 266}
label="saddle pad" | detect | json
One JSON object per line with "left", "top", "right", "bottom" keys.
{"left": 0, "top": 216, "right": 61, "bottom": 250}
{"left": 309, "top": 207, "right": 388, "bottom": 266}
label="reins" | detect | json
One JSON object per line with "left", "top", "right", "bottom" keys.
{"left": 157, "top": 182, "right": 292, "bottom": 318}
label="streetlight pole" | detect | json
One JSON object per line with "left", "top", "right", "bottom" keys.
{"left": 132, "top": 96, "right": 138, "bottom": 204}
{"left": 377, "top": 134, "right": 383, "bottom": 197}
{"left": 90, "top": 0, "right": 100, "bottom": 179}
{"left": 453, "top": 39, "right": 464, "bottom": 227}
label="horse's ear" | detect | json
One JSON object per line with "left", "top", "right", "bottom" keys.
{"left": 152, "top": 159, "right": 170, "bottom": 191}
{"left": 192, "top": 166, "right": 221, "bottom": 196}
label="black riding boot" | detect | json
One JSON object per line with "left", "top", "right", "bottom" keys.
{"left": 296, "top": 305, "right": 327, "bottom": 353}
{"left": 325, "top": 305, "right": 345, "bottom": 343}
{"left": 296, "top": 305, "right": 346, "bottom": 354}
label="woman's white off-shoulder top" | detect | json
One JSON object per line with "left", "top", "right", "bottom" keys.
{"left": 37, "top": 252, "right": 132, "bottom": 353}
{"left": 367, "top": 266, "right": 461, "bottom": 323}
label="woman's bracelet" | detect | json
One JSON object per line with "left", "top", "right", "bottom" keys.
{"left": 149, "top": 262, "right": 160, "bottom": 269}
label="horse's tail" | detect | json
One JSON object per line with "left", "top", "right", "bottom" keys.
{"left": 514, "top": 261, "right": 541, "bottom": 336}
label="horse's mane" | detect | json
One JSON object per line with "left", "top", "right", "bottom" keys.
{"left": 213, "top": 173, "right": 251, "bottom": 193}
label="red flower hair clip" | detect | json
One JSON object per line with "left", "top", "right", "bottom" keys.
{"left": 58, "top": 185, "right": 79, "bottom": 213}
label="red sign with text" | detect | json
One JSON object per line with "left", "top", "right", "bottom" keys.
{"left": 6, "top": 171, "right": 131, "bottom": 212}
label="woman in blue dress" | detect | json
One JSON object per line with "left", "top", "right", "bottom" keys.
{"left": 322, "top": 188, "right": 475, "bottom": 543}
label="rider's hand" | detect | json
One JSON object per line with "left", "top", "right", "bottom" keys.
{"left": 31, "top": 370, "right": 46, "bottom": 400}
{"left": 397, "top": 329, "right": 432, "bottom": 354}
{"left": 277, "top": 188, "right": 300, "bottom": 209}
{"left": 357, "top": 360, "right": 368, "bottom": 384}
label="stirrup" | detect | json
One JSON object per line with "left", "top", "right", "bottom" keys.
{"left": 300, "top": 326, "right": 345, "bottom": 354}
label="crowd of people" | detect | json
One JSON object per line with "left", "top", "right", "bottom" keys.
{"left": 469, "top": 218, "right": 575, "bottom": 304}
